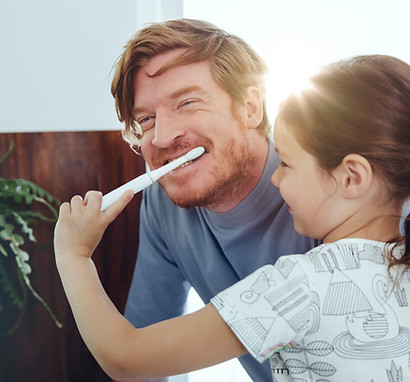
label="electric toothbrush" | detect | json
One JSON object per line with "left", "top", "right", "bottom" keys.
{"left": 100, "top": 146, "right": 205, "bottom": 211}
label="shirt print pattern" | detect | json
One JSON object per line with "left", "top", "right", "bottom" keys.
{"left": 211, "top": 239, "right": 410, "bottom": 381}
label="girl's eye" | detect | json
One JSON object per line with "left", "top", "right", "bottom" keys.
{"left": 280, "top": 161, "right": 288, "bottom": 168}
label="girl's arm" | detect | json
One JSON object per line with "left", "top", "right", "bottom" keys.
{"left": 54, "top": 191, "right": 246, "bottom": 380}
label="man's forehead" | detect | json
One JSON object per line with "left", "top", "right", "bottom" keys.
{"left": 139, "top": 48, "right": 189, "bottom": 76}
{"left": 133, "top": 58, "right": 214, "bottom": 97}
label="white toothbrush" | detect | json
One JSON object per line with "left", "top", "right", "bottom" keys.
{"left": 100, "top": 146, "right": 205, "bottom": 211}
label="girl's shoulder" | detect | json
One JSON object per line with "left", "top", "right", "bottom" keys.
{"left": 271, "top": 239, "right": 390, "bottom": 281}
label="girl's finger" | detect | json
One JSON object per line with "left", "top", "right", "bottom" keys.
{"left": 84, "top": 191, "right": 103, "bottom": 210}
{"left": 59, "top": 202, "right": 71, "bottom": 216}
{"left": 70, "top": 195, "right": 84, "bottom": 210}
{"left": 102, "top": 190, "right": 134, "bottom": 225}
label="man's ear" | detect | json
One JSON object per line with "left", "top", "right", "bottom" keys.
{"left": 244, "top": 85, "right": 263, "bottom": 129}
{"left": 339, "top": 154, "right": 373, "bottom": 198}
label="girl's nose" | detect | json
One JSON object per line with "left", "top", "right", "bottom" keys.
{"left": 271, "top": 167, "right": 281, "bottom": 187}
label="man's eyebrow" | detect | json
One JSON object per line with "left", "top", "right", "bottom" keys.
{"left": 170, "top": 85, "right": 203, "bottom": 99}
{"left": 132, "top": 106, "right": 145, "bottom": 115}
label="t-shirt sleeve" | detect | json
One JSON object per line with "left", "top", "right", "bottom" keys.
{"left": 211, "top": 257, "right": 315, "bottom": 363}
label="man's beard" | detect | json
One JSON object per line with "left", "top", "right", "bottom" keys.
{"left": 161, "top": 136, "right": 257, "bottom": 210}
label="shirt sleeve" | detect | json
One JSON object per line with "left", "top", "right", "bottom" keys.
{"left": 211, "top": 257, "right": 314, "bottom": 363}
{"left": 124, "top": 188, "right": 190, "bottom": 327}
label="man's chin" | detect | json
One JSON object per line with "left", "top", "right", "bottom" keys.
{"left": 162, "top": 184, "right": 215, "bottom": 210}
{"left": 166, "top": 191, "right": 209, "bottom": 210}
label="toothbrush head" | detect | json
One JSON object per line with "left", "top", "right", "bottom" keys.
{"left": 184, "top": 146, "right": 205, "bottom": 161}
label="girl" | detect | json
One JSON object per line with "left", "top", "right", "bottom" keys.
{"left": 54, "top": 54, "right": 410, "bottom": 381}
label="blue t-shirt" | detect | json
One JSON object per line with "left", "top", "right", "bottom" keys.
{"left": 124, "top": 140, "right": 317, "bottom": 382}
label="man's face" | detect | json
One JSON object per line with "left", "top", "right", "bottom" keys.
{"left": 133, "top": 49, "right": 265, "bottom": 211}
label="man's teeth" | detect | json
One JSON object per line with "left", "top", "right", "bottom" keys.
{"left": 166, "top": 157, "right": 196, "bottom": 168}
{"left": 179, "top": 160, "right": 193, "bottom": 168}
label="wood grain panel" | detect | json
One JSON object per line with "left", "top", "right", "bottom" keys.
{"left": 0, "top": 131, "right": 145, "bottom": 381}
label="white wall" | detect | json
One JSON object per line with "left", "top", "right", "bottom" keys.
{"left": 1, "top": 1, "right": 409, "bottom": 133}
{"left": 184, "top": 0, "right": 410, "bottom": 116}
{"left": 0, "top": 0, "right": 182, "bottom": 133}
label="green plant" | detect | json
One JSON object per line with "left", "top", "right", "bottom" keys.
{"left": 0, "top": 141, "right": 62, "bottom": 335}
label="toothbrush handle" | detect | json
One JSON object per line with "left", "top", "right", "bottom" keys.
{"left": 100, "top": 173, "right": 153, "bottom": 211}
{"left": 100, "top": 146, "right": 205, "bottom": 211}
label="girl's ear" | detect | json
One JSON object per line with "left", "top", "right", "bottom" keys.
{"left": 339, "top": 154, "right": 373, "bottom": 198}
{"left": 244, "top": 85, "right": 263, "bottom": 129}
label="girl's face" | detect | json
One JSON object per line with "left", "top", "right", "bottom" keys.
{"left": 271, "top": 121, "right": 340, "bottom": 241}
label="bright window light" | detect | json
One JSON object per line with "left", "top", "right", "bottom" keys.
{"left": 184, "top": 0, "right": 410, "bottom": 117}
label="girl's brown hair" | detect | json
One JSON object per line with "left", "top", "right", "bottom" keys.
{"left": 111, "top": 18, "right": 270, "bottom": 149}
{"left": 276, "top": 54, "right": 410, "bottom": 265}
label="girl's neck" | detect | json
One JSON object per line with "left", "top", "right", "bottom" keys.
{"left": 324, "top": 211, "right": 402, "bottom": 244}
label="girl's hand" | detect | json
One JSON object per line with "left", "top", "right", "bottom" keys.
{"left": 54, "top": 190, "right": 134, "bottom": 260}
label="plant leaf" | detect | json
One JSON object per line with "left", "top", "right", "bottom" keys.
{"left": 0, "top": 141, "right": 14, "bottom": 166}
{"left": 0, "top": 243, "right": 9, "bottom": 257}
{"left": 12, "top": 212, "right": 36, "bottom": 242}
{"left": 0, "top": 255, "right": 25, "bottom": 309}
{"left": 0, "top": 143, "right": 62, "bottom": 332}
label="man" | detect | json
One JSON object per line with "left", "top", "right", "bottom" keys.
{"left": 111, "top": 19, "right": 316, "bottom": 381}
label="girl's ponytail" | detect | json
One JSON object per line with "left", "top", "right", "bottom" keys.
{"left": 388, "top": 214, "right": 410, "bottom": 271}
{"left": 405, "top": 214, "right": 410, "bottom": 259}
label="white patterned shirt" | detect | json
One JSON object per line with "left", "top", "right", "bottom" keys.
{"left": 211, "top": 239, "right": 410, "bottom": 382}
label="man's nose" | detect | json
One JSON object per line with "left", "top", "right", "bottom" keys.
{"left": 151, "top": 109, "right": 186, "bottom": 148}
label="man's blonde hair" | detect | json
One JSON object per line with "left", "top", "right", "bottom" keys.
{"left": 111, "top": 18, "right": 270, "bottom": 149}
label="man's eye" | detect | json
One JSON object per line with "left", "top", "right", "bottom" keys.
{"left": 179, "top": 99, "right": 197, "bottom": 108}
{"left": 137, "top": 116, "right": 156, "bottom": 131}
{"left": 280, "top": 161, "right": 288, "bottom": 168}
{"left": 139, "top": 116, "right": 155, "bottom": 124}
